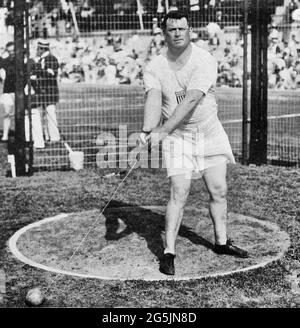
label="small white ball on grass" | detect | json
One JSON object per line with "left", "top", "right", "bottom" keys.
{"left": 25, "top": 287, "right": 45, "bottom": 306}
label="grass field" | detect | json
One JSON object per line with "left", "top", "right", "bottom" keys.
{"left": 0, "top": 139, "right": 299, "bottom": 307}
{"left": 27, "top": 85, "right": 300, "bottom": 170}
{"left": 0, "top": 84, "right": 299, "bottom": 308}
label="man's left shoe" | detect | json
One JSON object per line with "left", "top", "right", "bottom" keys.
{"left": 214, "top": 239, "right": 249, "bottom": 258}
{"left": 159, "top": 253, "right": 175, "bottom": 275}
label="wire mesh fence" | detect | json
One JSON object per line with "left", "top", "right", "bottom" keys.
{"left": 266, "top": 11, "right": 300, "bottom": 166}
{"left": 0, "top": 0, "right": 299, "bottom": 173}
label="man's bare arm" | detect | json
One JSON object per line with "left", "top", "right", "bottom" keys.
{"left": 162, "top": 89, "right": 204, "bottom": 134}
{"left": 142, "top": 89, "right": 162, "bottom": 132}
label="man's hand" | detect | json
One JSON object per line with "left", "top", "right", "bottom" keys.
{"left": 138, "top": 132, "right": 149, "bottom": 146}
{"left": 148, "top": 126, "right": 168, "bottom": 148}
{"left": 139, "top": 130, "right": 150, "bottom": 146}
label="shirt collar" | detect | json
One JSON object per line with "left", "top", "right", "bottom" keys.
{"left": 40, "top": 51, "right": 50, "bottom": 59}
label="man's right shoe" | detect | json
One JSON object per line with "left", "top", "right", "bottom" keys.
{"left": 214, "top": 239, "right": 249, "bottom": 258}
{"left": 159, "top": 253, "right": 175, "bottom": 275}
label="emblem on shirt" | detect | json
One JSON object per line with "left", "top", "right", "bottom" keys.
{"left": 175, "top": 90, "right": 186, "bottom": 104}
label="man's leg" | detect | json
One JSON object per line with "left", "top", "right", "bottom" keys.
{"left": 25, "top": 108, "right": 45, "bottom": 148}
{"left": 203, "top": 161, "right": 249, "bottom": 257}
{"left": 46, "top": 104, "right": 60, "bottom": 142}
{"left": 159, "top": 173, "right": 191, "bottom": 275}
{"left": 31, "top": 108, "right": 45, "bottom": 149}
{"left": 203, "top": 162, "right": 228, "bottom": 245}
{"left": 1, "top": 94, "right": 14, "bottom": 141}
{"left": 40, "top": 106, "right": 50, "bottom": 141}
{"left": 2, "top": 112, "right": 11, "bottom": 141}
{"left": 164, "top": 174, "right": 192, "bottom": 254}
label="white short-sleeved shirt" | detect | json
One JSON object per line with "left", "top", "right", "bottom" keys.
{"left": 143, "top": 43, "right": 218, "bottom": 128}
{"left": 143, "top": 43, "right": 236, "bottom": 175}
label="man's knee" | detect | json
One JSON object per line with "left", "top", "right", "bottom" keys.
{"left": 209, "top": 183, "right": 228, "bottom": 202}
{"left": 170, "top": 185, "right": 190, "bottom": 205}
{"left": 3, "top": 105, "right": 14, "bottom": 117}
{"left": 3, "top": 112, "right": 13, "bottom": 119}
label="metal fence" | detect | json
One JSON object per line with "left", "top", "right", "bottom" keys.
{"left": 0, "top": 0, "right": 299, "bottom": 173}
{"left": 266, "top": 14, "right": 300, "bottom": 166}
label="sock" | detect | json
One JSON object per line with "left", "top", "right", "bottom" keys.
{"left": 215, "top": 238, "right": 228, "bottom": 246}
{"left": 2, "top": 117, "right": 10, "bottom": 140}
{"left": 164, "top": 249, "right": 175, "bottom": 255}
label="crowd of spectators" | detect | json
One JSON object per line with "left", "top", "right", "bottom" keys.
{"left": 26, "top": 29, "right": 236, "bottom": 87}
{"left": 30, "top": 32, "right": 147, "bottom": 85}
{"left": 23, "top": 23, "right": 300, "bottom": 90}
{"left": 1, "top": 0, "right": 300, "bottom": 89}
{"left": 268, "top": 26, "right": 300, "bottom": 90}
{"left": 26, "top": 0, "right": 245, "bottom": 35}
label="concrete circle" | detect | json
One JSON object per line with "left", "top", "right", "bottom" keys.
{"left": 8, "top": 206, "right": 290, "bottom": 281}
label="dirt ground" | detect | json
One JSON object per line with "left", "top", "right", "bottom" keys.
{"left": 11, "top": 206, "right": 290, "bottom": 281}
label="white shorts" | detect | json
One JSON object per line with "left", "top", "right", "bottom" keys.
{"left": 162, "top": 118, "right": 235, "bottom": 179}
{"left": 0, "top": 93, "right": 15, "bottom": 109}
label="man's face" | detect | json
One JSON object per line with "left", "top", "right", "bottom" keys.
{"left": 37, "top": 46, "right": 43, "bottom": 57}
{"left": 6, "top": 45, "right": 14, "bottom": 57}
{"left": 37, "top": 45, "right": 48, "bottom": 57}
{"left": 164, "top": 17, "right": 191, "bottom": 50}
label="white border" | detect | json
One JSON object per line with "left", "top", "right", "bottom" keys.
{"left": 8, "top": 208, "right": 291, "bottom": 281}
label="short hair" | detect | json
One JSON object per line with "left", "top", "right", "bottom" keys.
{"left": 6, "top": 41, "right": 14, "bottom": 49}
{"left": 161, "top": 10, "right": 190, "bottom": 31}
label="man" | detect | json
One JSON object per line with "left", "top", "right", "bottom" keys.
{"left": 0, "top": 41, "right": 15, "bottom": 142}
{"left": 0, "top": 1, "right": 8, "bottom": 36}
{"left": 140, "top": 10, "right": 248, "bottom": 276}
{"left": 0, "top": 41, "right": 45, "bottom": 147}
{"left": 35, "top": 39, "right": 60, "bottom": 142}
{"left": 24, "top": 56, "right": 45, "bottom": 149}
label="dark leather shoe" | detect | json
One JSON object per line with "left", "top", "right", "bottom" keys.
{"left": 159, "top": 253, "right": 175, "bottom": 275}
{"left": 214, "top": 239, "right": 249, "bottom": 258}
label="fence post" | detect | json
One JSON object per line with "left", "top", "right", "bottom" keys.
{"left": 25, "top": 0, "right": 33, "bottom": 176}
{"left": 14, "top": 0, "right": 27, "bottom": 176}
{"left": 242, "top": 0, "right": 250, "bottom": 165}
{"left": 249, "top": 0, "right": 268, "bottom": 165}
